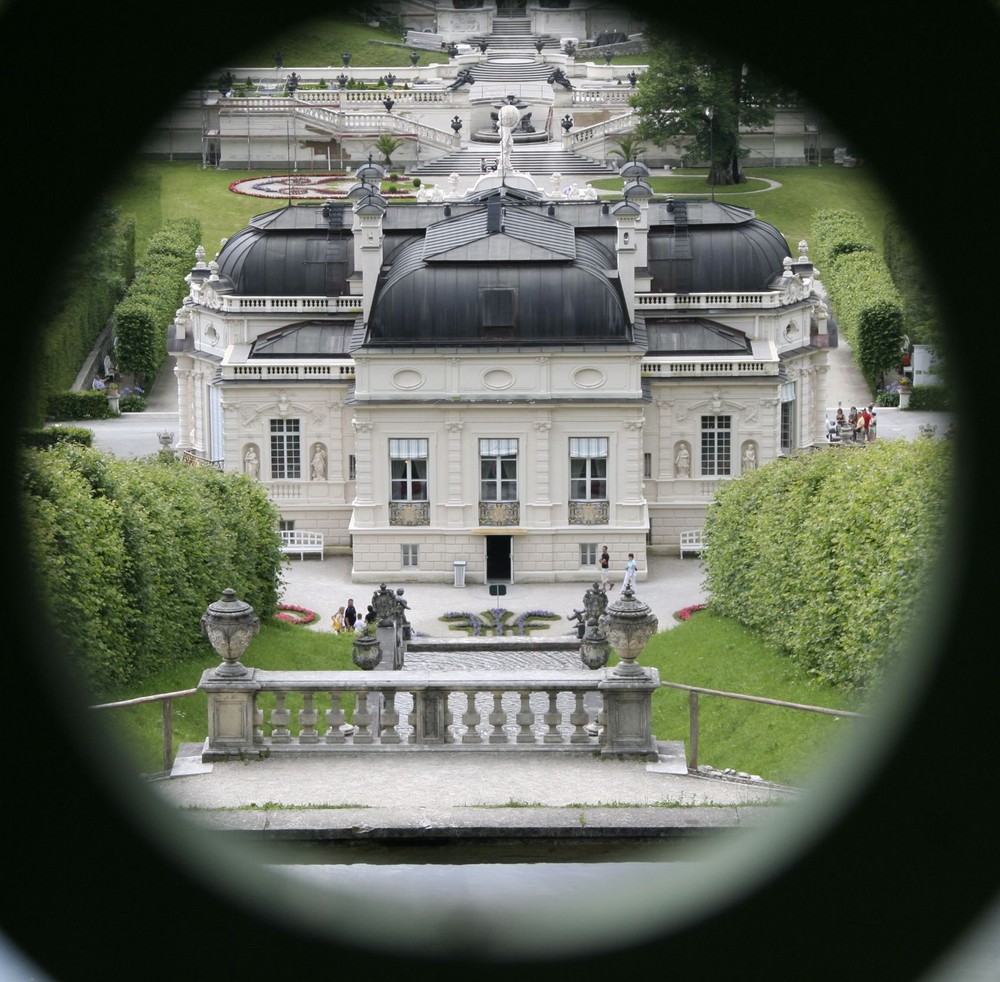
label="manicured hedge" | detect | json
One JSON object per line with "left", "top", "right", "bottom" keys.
{"left": 703, "top": 439, "right": 951, "bottom": 689}
{"left": 45, "top": 390, "right": 117, "bottom": 421}
{"left": 21, "top": 426, "right": 94, "bottom": 450}
{"left": 22, "top": 444, "right": 284, "bottom": 692}
{"left": 26, "top": 206, "right": 135, "bottom": 427}
{"left": 811, "top": 210, "right": 904, "bottom": 388}
{"left": 113, "top": 218, "right": 200, "bottom": 384}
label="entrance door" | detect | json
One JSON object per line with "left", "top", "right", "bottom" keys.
{"left": 485, "top": 535, "right": 512, "bottom": 582}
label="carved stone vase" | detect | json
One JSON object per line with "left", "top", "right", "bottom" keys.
{"left": 351, "top": 633, "right": 382, "bottom": 670}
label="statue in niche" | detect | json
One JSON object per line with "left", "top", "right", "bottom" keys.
{"left": 243, "top": 445, "right": 260, "bottom": 480}
{"left": 674, "top": 443, "right": 690, "bottom": 478}
{"left": 742, "top": 443, "right": 757, "bottom": 472}
{"left": 310, "top": 444, "right": 327, "bottom": 480}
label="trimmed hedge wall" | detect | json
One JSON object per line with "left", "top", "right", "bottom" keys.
{"left": 113, "top": 218, "right": 200, "bottom": 383}
{"left": 22, "top": 444, "right": 284, "bottom": 692}
{"left": 26, "top": 206, "right": 135, "bottom": 427}
{"left": 703, "top": 439, "right": 952, "bottom": 689}
{"left": 811, "top": 209, "right": 904, "bottom": 388}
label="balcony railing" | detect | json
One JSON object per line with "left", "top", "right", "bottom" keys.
{"left": 199, "top": 666, "right": 661, "bottom": 758}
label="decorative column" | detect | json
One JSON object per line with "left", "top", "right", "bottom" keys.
{"left": 531, "top": 418, "right": 552, "bottom": 524}
{"left": 598, "top": 586, "right": 660, "bottom": 758}
{"left": 198, "top": 588, "right": 262, "bottom": 759}
{"left": 445, "top": 419, "right": 465, "bottom": 526}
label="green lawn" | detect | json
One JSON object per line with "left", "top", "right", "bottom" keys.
{"left": 639, "top": 610, "right": 869, "bottom": 786}
{"left": 592, "top": 165, "right": 895, "bottom": 257}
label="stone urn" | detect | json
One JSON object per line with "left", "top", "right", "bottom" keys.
{"left": 580, "top": 617, "right": 610, "bottom": 670}
{"left": 351, "top": 632, "right": 382, "bottom": 670}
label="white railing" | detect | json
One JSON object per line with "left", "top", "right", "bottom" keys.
{"left": 200, "top": 666, "right": 660, "bottom": 757}
{"left": 636, "top": 292, "right": 784, "bottom": 310}
{"left": 211, "top": 296, "right": 361, "bottom": 314}
{"left": 223, "top": 364, "right": 355, "bottom": 382}
{"left": 642, "top": 359, "right": 778, "bottom": 378}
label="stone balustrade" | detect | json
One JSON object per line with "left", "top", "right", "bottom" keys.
{"left": 199, "top": 665, "right": 661, "bottom": 760}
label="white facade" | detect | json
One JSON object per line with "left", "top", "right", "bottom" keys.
{"left": 172, "top": 164, "right": 829, "bottom": 585}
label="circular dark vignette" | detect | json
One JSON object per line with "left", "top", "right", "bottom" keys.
{"left": 2, "top": 1, "right": 996, "bottom": 979}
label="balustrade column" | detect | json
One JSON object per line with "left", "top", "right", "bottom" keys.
{"left": 515, "top": 691, "right": 535, "bottom": 744}
{"left": 298, "top": 692, "right": 318, "bottom": 744}
{"left": 380, "top": 691, "right": 400, "bottom": 744}
{"left": 488, "top": 692, "right": 507, "bottom": 744}
{"left": 542, "top": 689, "right": 563, "bottom": 743}
{"left": 325, "top": 692, "right": 347, "bottom": 744}
{"left": 270, "top": 692, "right": 291, "bottom": 743}
{"left": 461, "top": 691, "right": 482, "bottom": 744}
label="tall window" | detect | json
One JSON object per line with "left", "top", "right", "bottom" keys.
{"left": 348, "top": 454, "right": 357, "bottom": 480}
{"left": 480, "top": 439, "right": 518, "bottom": 501}
{"left": 401, "top": 544, "right": 419, "bottom": 568}
{"left": 780, "top": 382, "right": 796, "bottom": 454}
{"left": 700, "top": 416, "right": 731, "bottom": 476}
{"left": 270, "top": 418, "right": 301, "bottom": 479}
{"left": 389, "top": 438, "right": 428, "bottom": 501}
{"left": 569, "top": 437, "right": 608, "bottom": 500}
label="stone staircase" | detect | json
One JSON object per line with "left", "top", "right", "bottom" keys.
{"left": 467, "top": 17, "right": 562, "bottom": 52}
{"left": 412, "top": 141, "right": 615, "bottom": 177}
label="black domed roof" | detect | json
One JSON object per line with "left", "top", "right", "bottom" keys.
{"left": 365, "top": 204, "right": 631, "bottom": 346}
{"left": 647, "top": 199, "right": 792, "bottom": 293}
{"left": 214, "top": 204, "right": 352, "bottom": 297}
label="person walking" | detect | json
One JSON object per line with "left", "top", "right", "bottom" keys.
{"left": 621, "top": 552, "right": 638, "bottom": 592}
{"left": 344, "top": 598, "right": 358, "bottom": 631}
{"left": 599, "top": 545, "right": 611, "bottom": 591}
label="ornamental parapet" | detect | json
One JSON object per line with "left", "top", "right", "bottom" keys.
{"left": 635, "top": 291, "right": 783, "bottom": 310}
{"left": 224, "top": 362, "right": 355, "bottom": 382}
{"left": 199, "top": 667, "right": 661, "bottom": 758}
{"left": 212, "top": 295, "right": 362, "bottom": 314}
{"left": 641, "top": 358, "right": 778, "bottom": 379}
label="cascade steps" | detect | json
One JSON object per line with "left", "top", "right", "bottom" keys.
{"left": 412, "top": 142, "right": 615, "bottom": 177}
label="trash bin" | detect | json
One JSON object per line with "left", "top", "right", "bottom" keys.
{"left": 452, "top": 560, "right": 467, "bottom": 587}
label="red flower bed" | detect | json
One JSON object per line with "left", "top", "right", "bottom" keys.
{"left": 274, "top": 603, "right": 318, "bottom": 625}
{"left": 674, "top": 603, "right": 707, "bottom": 621}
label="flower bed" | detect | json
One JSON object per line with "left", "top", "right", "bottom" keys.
{"left": 441, "top": 608, "right": 558, "bottom": 637}
{"left": 228, "top": 174, "right": 418, "bottom": 200}
{"left": 274, "top": 603, "right": 318, "bottom": 625}
{"left": 674, "top": 603, "right": 707, "bottom": 622}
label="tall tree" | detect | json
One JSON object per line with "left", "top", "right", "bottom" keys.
{"left": 630, "top": 30, "right": 787, "bottom": 185}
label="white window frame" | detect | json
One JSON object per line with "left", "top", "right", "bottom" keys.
{"left": 569, "top": 437, "right": 608, "bottom": 501}
{"left": 270, "top": 418, "right": 301, "bottom": 480}
{"left": 389, "top": 438, "right": 429, "bottom": 502}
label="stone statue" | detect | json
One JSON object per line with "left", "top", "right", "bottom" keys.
{"left": 243, "top": 446, "right": 259, "bottom": 479}
{"left": 310, "top": 444, "right": 327, "bottom": 480}
{"left": 674, "top": 443, "right": 690, "bottom": 478}
{"left": 742, "top": 444, "right": 757, "bottom": 472}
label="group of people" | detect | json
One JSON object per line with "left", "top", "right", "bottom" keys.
{"left": 600, "top": 546, "right": 639, "bottom": 593}
{"left": 828, "top": 404, "right": 878, "bottom": 444}
{"left": 331, "top": 598, "right": 375, "bottom": 633}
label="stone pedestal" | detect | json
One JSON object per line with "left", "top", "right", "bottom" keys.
{"left": 199, "top": 669, "right": 261, "bottom": 759}
{"left": 599, "top": 667, "right": 660, "bottom": 758}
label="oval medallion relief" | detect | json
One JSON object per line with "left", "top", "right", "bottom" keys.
{"left": 572, "top": 367, "right": 606, "bottom": 389}
{"left": 391, "top": 369, "right": 425, "bottom": 391}
{"left": 482, "top": 368, "right": 515, "bottom": 390}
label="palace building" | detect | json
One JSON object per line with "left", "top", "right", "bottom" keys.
{"left": 171, "top": 138, "right": 829, "bottom": 584}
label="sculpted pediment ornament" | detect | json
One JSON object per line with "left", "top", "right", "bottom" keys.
{"left": 200, "top": 283, "right": 223, "bottom": 310}
{"left": 676, "top": 390, "right": 746, "bottom": 421}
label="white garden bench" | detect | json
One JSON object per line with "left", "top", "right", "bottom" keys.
{"left": 279, "top": 530, "right": 325, "bottom": 560}
{"left": 679, "top": 529, "right": 707, "bottom": 558}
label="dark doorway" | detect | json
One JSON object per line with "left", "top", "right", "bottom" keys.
{"left": 485, "top": 535, "right": 512, "bottom": 582}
